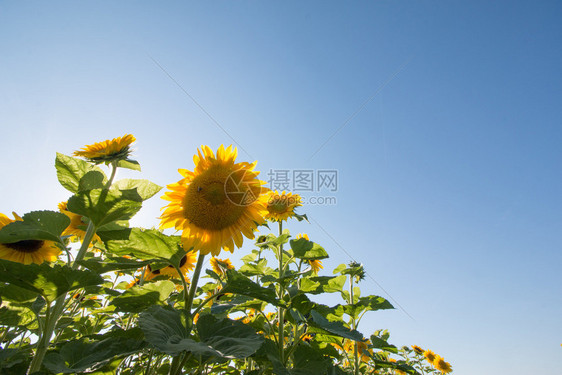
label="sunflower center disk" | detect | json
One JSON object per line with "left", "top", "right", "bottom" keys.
{"left": 182, "top": 171, "right": 246, "bottom": 231}
{"left": 269, "top": 202, "right": 289, "bottom": 214}
{"left": 5, "top": 239, "right": 45, "bottom": 253}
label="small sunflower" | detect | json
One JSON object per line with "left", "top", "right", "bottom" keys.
{"left": 73, "top": 134, "right": 135, "bottom": 164}
{"left": 307, "top": 259, "right": 323, "bottom": 274}
{"left": 423, "top": 349, "right": 437, "bottom": 363}
{"left": 343, "top": 339, "right": 372, "bottom": 363}
{"left": 263, "top": 190, "right": 302, "bottom": 222}
{"left": 433, "top": 355, "right": 452, "bottom": 374}
{"left": 0, "top": 213, "right": 61, "bottom": 265}
{"left": 160, "top": 145, "right": 268, "bottom": 256}
{"left": 58, "top": 202, "right": 100, "bottom": 243}
{"left": 301, "top": 333, "right": 314, "bottom": 343}
{"left": 145, "top": 251, "right": 197, "bottom": 281}
{"left": 412, "top": 345, "right": 424, "bottom": 355}
{"left": 210, "top": 257, "right": 234, "bottom": 277}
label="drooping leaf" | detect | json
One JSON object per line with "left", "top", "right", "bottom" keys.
{"left": 290, "top": 238, "right": 329, "bottom": 260}
{"left": 78, "top": 256, "right": 153, "bottom": 274}
{"left": 309, "top": 310, "right": 362, "bottom": 341}
{"left": 116, "top": 159, "right": 141, "bottom": 171}
{"left": 369, "top": 335, "right": 398, "bottom": 354}
{"left": 55, "top": 153, "right": 107, "bottom": 193}
{"left": 0, "top": 260, "right": 104, "bottom": 303}
{"left": 343, "top": 295, "right": 394, "bottom": 318}
{"left": 42, "top": 329, "right": 146, "bottom": 373}
{"left": 111, "top": 280, "right": 175, "bottom": 313}
{"left": 0, "top": 211, "right": 69, "bottom": 243}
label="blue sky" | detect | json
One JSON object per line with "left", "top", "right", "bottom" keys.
{"left": 1, "top": 1, "right": 561, "bottom": 374}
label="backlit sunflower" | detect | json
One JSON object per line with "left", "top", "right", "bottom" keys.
{"left": 263, "top": 190, "right": 302, "bottom": 222}
{"left": 412, "top": 345, "right": 424, "bottom": 355}
{"left": 423, "top": 349, "right": 437, "bottom": 363}
{"left": 58, "top": 202, "right": 100, "bottom": 243}
{"left": 144, "top": 251, "right": 197, "bottom": 281}
{"left": 73, "top": 134, "right": 135, "bottom": 163}
{"left": 210, "top": 257, "right": 234, "bottom": 277}
{"left": 433, "top": 355, "right": 452, "bottom": 373}
{"left": 160, "top": 145, "right": 268, "bottom": 256}
{"left": 0, "top": 213, "right": 61, "bottom": 265}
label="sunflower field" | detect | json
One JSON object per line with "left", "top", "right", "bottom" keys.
{"left": 0, "top": 135, "right": 453, "bottom": 375}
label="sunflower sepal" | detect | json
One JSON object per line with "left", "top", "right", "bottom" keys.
{"left": 0, "top": 211, "right": 70, "bottom": 244}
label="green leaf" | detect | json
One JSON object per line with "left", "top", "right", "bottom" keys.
{"left": 138, "top": 305, "right": 191, "bottom": 356}
{"left": 0, "top": 304, "right": 38, "bottom": 329}
{"left": 78, "top": 256, "right": 153, "bottom": 274}
{"left": 291, "top": 343, "right": 330, "bottom": 375}
{"left": 290, "top": 238, "right": 329, "bottom": 260}
{"left": 0, "top": 284, "right": 39, "bottom": 303}
{"left": 343, "top": 295, "right": 394, "bottom": 318}
{"left": 0, "top": 260, "right": 104, "bottom": 303}
{"left": 369, "top": 335, "right": 398, "bottom": 354}
{"left": 300, "top": 276, "right": 346, "bottom": 295}
{"left": 222, "top": 270, "right": 281, "bottom": 307}
{"left": 43, "top": 329, "right": 145, "bottom": 373}
{"left": 67, "top": 188, "right": 142, "bottom": 227}
{"left": 0, "top": 211, "right": 69, "bottom": 243}
{"left": 55, "top": 153, "right": 107, "bottom": 193}
{"left": 117, "top": 159, "right": 141, "bottom": 171}
{"left": 111, "top": 280, "right": 175, "bottom": 313}
{"left": 309, "top": 310, "right": 362, "bottom": 341}
{"left": 104, "top": 228, "right": 187, "bottom": 269}
{"left": 112, "top": 179, "right": 162, "bottom": 201}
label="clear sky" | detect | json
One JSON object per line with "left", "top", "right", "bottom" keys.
{"left": 1, "top": 1, "right": 561, "bottom": 374}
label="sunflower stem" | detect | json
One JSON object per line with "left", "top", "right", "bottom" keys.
{"left": 277, "top": 221, "right": 286, "bottom": 364}
{"left": 185, "top": 252, "right": 206, "bottom": 315}
{"left": 28, "top": 162, "right": 117, "bottom": 374}
{"left": 350, "top": 275, "right": 359, "bottom": 375}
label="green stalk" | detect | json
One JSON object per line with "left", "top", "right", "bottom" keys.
{"left": 184, "top": 253, "right": 206, "bottom": 314}
{"left": 350, "top": 275, "right": 359, "bottom": 375}
{"left": 28, "top": 162, "right": 118, "bottom": 374}
{"left": 277, "top": 221, "right": 286, "bottom": 364}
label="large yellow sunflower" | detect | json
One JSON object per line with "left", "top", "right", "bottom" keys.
{"left": 433, "top": 355, "right": 453, "bottom": 373}
{"left": 0, "top": 213, "right": 61, "bottom": 265}
{"left": 58, "top": 202, "right": 100, "bottom": 243}
{"left": 73, "top": 134, "right": 135, "bottom": 163}
{"left": 263, "top": 190, "right": 302, "bottom": 222}
{"left": 160, "top": 145, "right": 268, "bottom": 256}
{"left": 210, "top": 257, "right": 234, "bottom": 277}
{"left": 424, "top": 349, "right": 437, "bottom": 363}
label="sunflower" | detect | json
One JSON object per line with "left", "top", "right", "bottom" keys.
{"left": 145, "top": 251, "right": 197, "bottom": 281}
{"left": 210, "top": 257, "right": 234, "bottom": 277}
{"left": 343, "top": 339, "right": 372, "bottom": 363}
{"left": 58, "top": 202, "right": 100, "bottom": 243}
{"left": 0, "top": 213, "right": 61, "bottom": 265}
{"left": 423, "top": 349, "right": 437, "bottom": 363}
{"left": 433, "top": 355, "right": 452, "bottom": 374}
{"left": 301, "top": 333, "right": 314, "bottom": 343}
{"left": 73, "top": 134, "right": 135, "bottom": 163}
{"left": 263, "top": 190, "right": 302, "bottom": 222}
{"left": 412, "top": 345, "right": 424, "bottom": 355}
{"left": 160, "top": 145, "right": 268, "bottom": 256}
